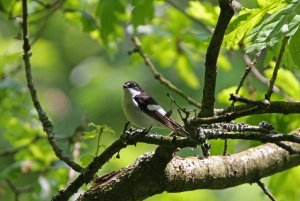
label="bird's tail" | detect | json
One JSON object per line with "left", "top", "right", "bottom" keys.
{"left": 167, "top": 117, "right": 189, "bottom": 136}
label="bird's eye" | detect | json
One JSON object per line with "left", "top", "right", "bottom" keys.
{"left": 123, "top": 81, "right": 137, "bottom": 88}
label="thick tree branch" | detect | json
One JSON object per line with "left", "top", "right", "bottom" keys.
{"left": 57, "top": 125, "right": 300, "bottom": 201}
{"left": 200, "top": 0, "right": 234, "bottom": 117}
{"left": 52, "top": 138, "right": 128, "bottom": 201}
{"left": 78, "top": 134, "right": 300, "bottom": 201}
{"left": 21, "top": 0, "right": 83, "bottom": 172}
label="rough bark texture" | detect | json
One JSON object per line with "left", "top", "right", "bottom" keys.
{"left": 78, "top": 140, "right": 300, "bottom": 201}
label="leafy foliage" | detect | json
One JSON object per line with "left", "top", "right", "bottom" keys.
{"left": 224, "top": 0, "right": 286, "bottom": 49}
{"left": 0, "top": 0, "right": 300, "bottom": 200}
{"left": 246, "top": 0, "right": 300, "bottom": 53}
{"left": 245, "top": 0, "right": 300, "bottom": 69}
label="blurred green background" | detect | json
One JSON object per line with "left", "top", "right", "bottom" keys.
{"left": 0, "top": 0, "right": 300, "bottom": 200}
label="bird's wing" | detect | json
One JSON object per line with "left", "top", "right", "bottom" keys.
{"left": 134, "top": 93, "right": 188, "bottom": 135}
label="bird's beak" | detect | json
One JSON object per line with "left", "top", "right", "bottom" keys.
{"left": 123, "top": 83, "right": 129, "bottom": 89}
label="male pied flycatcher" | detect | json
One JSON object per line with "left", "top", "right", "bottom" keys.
{"left": 122, "top": 81, "right": 188, "bottom": 135}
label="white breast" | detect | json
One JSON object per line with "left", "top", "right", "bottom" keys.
{"left": 122, "top": 89, "right": 163, "bottom": 128}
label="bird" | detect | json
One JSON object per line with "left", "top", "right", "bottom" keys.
{"left": 122, "top": 81, "right": 188, "bottom": 135}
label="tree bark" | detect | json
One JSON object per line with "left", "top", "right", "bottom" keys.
{"left": 78, "top": 135, "right": 300, "bottom": 201}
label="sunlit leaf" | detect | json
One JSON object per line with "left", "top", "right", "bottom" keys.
{"left": 224, "top": 0, "right": 285, "bottom": 49}
{"left": 246, "top": 0, "right": 300, "bottom": 53}
{"left": 187, "top": 1, "right": 219, "bottom": 26}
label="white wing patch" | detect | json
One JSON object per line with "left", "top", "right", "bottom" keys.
{"left": 147, "top": 104, "right": 167, "bottom": 115}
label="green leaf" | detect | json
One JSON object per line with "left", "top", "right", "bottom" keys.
{"left": 224, "top": 0, "right": 285, "bottom": 49}
{"left": 261, "top": 30, "right": 300, "bottom": 70}
{"left": 82, "top": 130, "right": 99, "bottom": 139}
{"left": 131, "top": 0, "right": 154, "bottom": 28}
{"left": 289, "top": 28, "right": 300, "bottom": 69}
{"left": 257, "top": 0, "right": 283, "bottom": 7}
{"left": 246, "top": 0, "right": 300, "bottom": 53}
{"left": 96, "top": 0, "right": 126, "bottom": 44}
{"left": 82, "top": 123, "right": 115, "bottom": 139}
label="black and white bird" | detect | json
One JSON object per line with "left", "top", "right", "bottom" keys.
{"left": 122, "top": 81, "right": 188, "bottom": 135}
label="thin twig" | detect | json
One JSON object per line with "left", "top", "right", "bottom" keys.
{"left": 242, "top": 53, "right": 295, "bottom": 101}
{"left": 265, "top": 37, "right": 290, "bottom": 100}
{"left": 222, "top": 139, "right": 228, "bottom": 155}
{"left": 129, "top": 36, "right": 202, "bottom": 109}
{"left": 229, "top": 93, "right": 270, "bottom": 106}
{"left": 256, "top": 180, "right": 277, "bottom": 201}
{"left": 21, "top": 0, "right": 83, "bottom": 172}
{"left": 230, "top": 65, "right": 252, "bottom": 107}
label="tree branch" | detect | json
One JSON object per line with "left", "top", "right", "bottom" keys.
{"left": 21, "top": 0, "right": 83, "bottom": 172}
{"left": 54, "top": 125, "right": 300, "bottom": 201}
{"left": 191, "top": 101, "right": 300, "bottom": 125}
{"left": 78, "top": 135, "right": 300, "bottom": 201}
{"left": 200, "top": 0, "right": 234, "bottom": 117}
{"left": 52, "top": 138, "right": 128, "bottom": 201}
